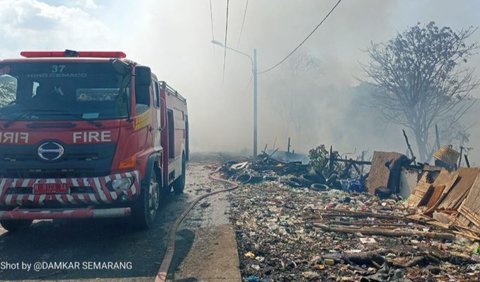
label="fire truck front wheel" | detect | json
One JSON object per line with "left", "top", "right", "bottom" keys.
{"left": 130, "top": 168, "right": 160, "bottom": 229}
{"left": 0, "top": 219, "right": 33, "bottom": 232}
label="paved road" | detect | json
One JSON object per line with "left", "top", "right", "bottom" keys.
{"left": 0, "top": 162, "right": 215, "bottom": 281}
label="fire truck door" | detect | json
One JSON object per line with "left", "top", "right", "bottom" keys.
{"left": 153, "top": 82, "right": 162, "bottom": 150}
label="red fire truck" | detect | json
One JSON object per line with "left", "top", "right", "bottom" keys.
{"left": 0, "top": 50, "right": 189, "bottom": 231}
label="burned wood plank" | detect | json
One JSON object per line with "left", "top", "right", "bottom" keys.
{"left": 314, "top": 223, "right": 456, "bottom": 240}
{"left": 424, "top": 169, "right": 459, "bottom": 215}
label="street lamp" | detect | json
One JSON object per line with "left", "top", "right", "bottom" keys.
{"left": 211, "top": 40, "right": 258, "bottom": 157}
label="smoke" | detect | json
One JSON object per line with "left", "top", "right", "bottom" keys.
{"left": 1, "top": 0, "right": 480, "bottom": 163}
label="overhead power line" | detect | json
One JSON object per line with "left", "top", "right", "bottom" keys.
{"left": 259, "top": 0, "right": 342, "bottom": 74}
{"left": 237, "top": 0, "right": 249, "bottom": 47}
{"left": 223, "top": 0, "right": 230, "bottom": 78}
{"left": 209, "top": 0, "right": 215, "bottom": 40}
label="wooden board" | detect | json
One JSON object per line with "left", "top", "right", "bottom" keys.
{"left": 423, "top": 170, "right": 459, "bottom": 215}
{"left": 458, "top": 174, "right": 480, "bottom": 231}
{"left": 437, "top": 168, "right": 480, "bottom": 211}
{"left": 366, "top": 151, "right": 404, "bottom": 195}
{"left": 407, "top": 171, "right": 432, "bottom": 207}
{"left": 426, "top": 185, "right": 445, "bottom": 209}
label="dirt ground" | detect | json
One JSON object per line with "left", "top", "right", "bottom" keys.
{"left": 173, "top": 159, "right": 241, "bottom": 281}
{"left": 0, "top": 159, "right": 241, "bottom": 281}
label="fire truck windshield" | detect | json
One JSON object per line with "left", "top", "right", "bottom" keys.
{"left": 0, "top": 61, "right": 131, "bottom": 121}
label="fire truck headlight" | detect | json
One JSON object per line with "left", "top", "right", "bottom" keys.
{"left": 108, "top": 177, "right": 133, "bottom": 191}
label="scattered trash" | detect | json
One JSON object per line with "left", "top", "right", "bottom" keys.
{"left": 224, "top": 143, "right": 480, "bottom": 281}
{"left": 324, "top": 258, "right": 335, "bottom": 266}
{"left": 360, "top": 238, "right": 377, "bottom": 244}
{"left": 228, "top": 168, "right": 480, "bottom": 281}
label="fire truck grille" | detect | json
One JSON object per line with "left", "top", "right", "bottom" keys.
{"left": 0, "top": 143, "right": 116, "bottom": 178}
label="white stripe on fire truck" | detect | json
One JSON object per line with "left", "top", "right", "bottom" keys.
{"left": 86, "top": 178, "right": 102, "bottom": 203}
{"left": 5, "top": 195, "right": 12, "bottom": 205}
{"left": 0, "top": 179, "right": 6, "bottom": 197}
{"left": 87, "top": 194, "right": 99, "bottom": 204}
{"left": 65, "top": 194, "right": 75, "bottom": 204}
{"left": 93, "top": 178, "right": 108, "bottom": 203}
{"left": 110, "top": 191, "right": 118, "bottom": 200}
{"left": 104, "top": 176, "right": 118, "bottom": 200}
{"left": 39, "top": 195, "right": 46, "bottom": 205}
{"left": 55, "top": 194, "right": 65, "bottom": 204}
{"left": 78, "top": 194, "right": 87, "bottom": 203}
{"left": 21, "top": 179, "right": 30, "bottom": 187}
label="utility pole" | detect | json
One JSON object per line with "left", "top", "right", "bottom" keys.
{"left": 253, "top": 49, "right": 258, "bottom": 157}
{"left": 211, "top": 40, "right": 258, "bottom": 158}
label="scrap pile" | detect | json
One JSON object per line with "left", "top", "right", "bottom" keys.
{"left": 221, "top": 146, "right": 367, "bottom": 193}
{"left": 225, "top": 146, "right": 480, "bottom": 281}
{"left": 228, "top": 181, "right": 480, "bottom": 281}
{"left": 408, "top": 167, "right": 480, "bottom": 239}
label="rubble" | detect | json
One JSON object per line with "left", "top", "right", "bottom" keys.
{"left": 221, "top": 147, "right": 367, "bottom": 194}
{"left": 224, "top": 147, "right": 480, "bottom": 281}
{"left": 408, "top": 166, "right": 480, "bottom": 239}
{"left": 228, "top": 179, "right": 480, "bottom": 281}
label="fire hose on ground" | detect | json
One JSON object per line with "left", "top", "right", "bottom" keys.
{"left": 155, "top": 169, "right": 240, "bottom": 282}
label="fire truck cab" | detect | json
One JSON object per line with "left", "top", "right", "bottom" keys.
{"left": 0, "top": 50, "right": 189, "bottom": 231}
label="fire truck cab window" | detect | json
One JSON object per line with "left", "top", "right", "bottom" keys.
{"left": 0, "top": 62, "right": 130, "bottom": 120}
{"left": 134, "top": 66, "right": 151, "bottom": 115}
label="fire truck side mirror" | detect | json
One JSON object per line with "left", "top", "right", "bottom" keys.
{"left": 135, "top": 66, "right": 151, "bottom": 86}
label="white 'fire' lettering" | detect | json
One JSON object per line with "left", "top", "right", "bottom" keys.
{"left": 0, "top": 132, "right": 29, "bottom": 144}
{"left": 73, "top": 131, "right": 112, "bottom": 143}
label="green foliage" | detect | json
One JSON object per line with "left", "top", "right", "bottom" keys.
{"left": 308, "top": 145, "right": 344, "bottom": 176}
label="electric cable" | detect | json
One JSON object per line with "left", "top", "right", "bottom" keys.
{"left": 237, "top": 0, "right": 249, "bottom": 47}
{"left": 209, "top": 0, "right": 215, "bottom": 40}
{"left": 258, "top": 0, "right": 342, "bottom": 74}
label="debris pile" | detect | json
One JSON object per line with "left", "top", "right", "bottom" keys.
{"left": 408, "top": 166, "right": 480, "bottom": 239}
{"left": 228, "top": 181, "right": 480, "bottom": 281}
{"left": 221, "top": 146, "right": 368, "bottom": 193}
{"left": 224, "top": 144, "right": 480, "bottom": 281}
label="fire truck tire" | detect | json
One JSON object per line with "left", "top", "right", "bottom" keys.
{"left": 130, "top": 167, "right": 160, "bottom": 229}
{"left": 0, "top": 219, "right": 33, "bottom": 232}
{"left": 173, "top": 154, "right": 186, "bottom": 194}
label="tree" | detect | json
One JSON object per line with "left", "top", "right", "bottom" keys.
{"left": 362, "top": 22, "right": 479, "bottom": 161}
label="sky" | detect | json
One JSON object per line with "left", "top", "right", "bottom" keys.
{"left": 1, "top": 0, "right": 480, "bottom": 161}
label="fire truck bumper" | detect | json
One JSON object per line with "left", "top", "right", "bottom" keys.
{"left": 0, "top": 207, "right": 131, "bottom": 220}
{"left": 0, "top": 170, "right": 140, "bottom": 207}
